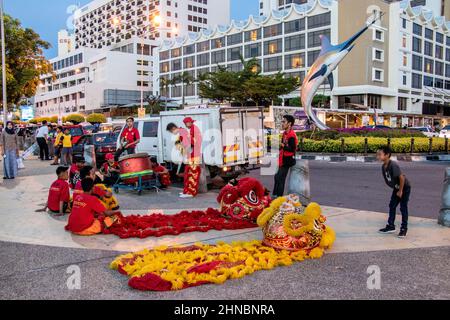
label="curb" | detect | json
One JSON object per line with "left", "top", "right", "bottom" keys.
{"left": 259, "top": 153, "right": 450, "bottom": 163}
{"left": 293, "top": 154, "right": 450, "bottom": 163}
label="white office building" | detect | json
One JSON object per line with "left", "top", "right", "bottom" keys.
{"left": 155, "top": 0, "right": 450, "bottom": 128}
{"left": 34, "top": 41, "right": 154, "bottom": 117}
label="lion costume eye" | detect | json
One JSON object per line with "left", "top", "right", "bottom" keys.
{"left": 245, "top": 190, "right": 259, "bottom": 205}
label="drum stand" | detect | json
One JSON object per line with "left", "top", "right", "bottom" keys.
{"left": 113, "top": 174, "right": 161, "bottom": 196}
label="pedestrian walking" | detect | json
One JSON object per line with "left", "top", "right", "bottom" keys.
{"left": 377, "top": 146, "right": 411, "bottom": 238}
{"left": 36, "top": 120, "right": 50, "bottom": 161}
{"left": 272, "top": 115, "right": 298, "bottom": 198}
{"left": 47, "top": 125, "right": 56, "bottom": 160}
{"left": 0, "top": 121, "right": 20, "bottom": 180}
{"left": 60, "top": 128, "right": 73, "bottom": 166}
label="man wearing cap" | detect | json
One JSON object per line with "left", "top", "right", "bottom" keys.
{"left": 115, "top": 117, "right": 140, "bottom": 161}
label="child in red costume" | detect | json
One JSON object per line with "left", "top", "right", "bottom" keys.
{"left": 47, "top": 166, "right": 71, "bottom": 215}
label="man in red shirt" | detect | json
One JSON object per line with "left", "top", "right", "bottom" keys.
{"left": 273, "top": 115, "right": 298, "bottom": 198}
{"left": 183, "top": 117, "right": 203, "bottom": 163}
{"left": 65, "top": 178, "right": 121, "bottom": 236}
{"left": 115, "top": 117, "right": 141, "bottom": 161}
{"left": 47, "top": 166, "right": 71, "bottom": 215}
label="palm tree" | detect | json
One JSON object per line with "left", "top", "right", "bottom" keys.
{"left": 173, "top": 71, "right": 195, "bottom": 106}
{"left": 160, "top": 77, "right": 171, "bottom": 111}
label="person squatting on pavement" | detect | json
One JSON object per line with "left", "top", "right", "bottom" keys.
{"left": 272, "top": 115, "right": 298, "bottom": 198}
{"left": 377, "top": 146, "right": 411, "bottom": 238}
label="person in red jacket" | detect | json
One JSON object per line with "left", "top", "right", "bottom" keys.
{"left": 47, "top": 166, "right": 71, "bottom": 215}
{"left": 273, "top": 115, "right": 298, "bottom": 198}
{"left": 65, "top": 178, "right": 120, "bottom": 236}
{"left": 115, "top": 117, "right": 141, "bottom": 161}
{"left": 184, "top": 117, "right": 202, "bottom": 163}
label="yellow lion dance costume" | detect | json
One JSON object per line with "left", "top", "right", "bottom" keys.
{"left": 110, "top": 195, "right": 335, "bottom": 291}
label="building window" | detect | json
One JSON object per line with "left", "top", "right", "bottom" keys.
{"left": 373, "top": 48, "right": 384, "bottom": 62}
{"left": 244, "top": 29, "right": 261, "bottom": 42}
{"left": 197, "top": 53, "right": 210, "bottom": 67}
{"left": 227, "top": 33, "right": 242, "bottom": 46}
{"left": 227, "top": 47, "right": 242, "bottom": 61}
{"left": 398, "top": 97, "right": 407, "bottom": 111}
{"left": 284, "top": 18, "right": 305, "bottom": 34}
{"left": 172, "top": 59, "right": 182, "bottom": 71}
{"left": 183, "top": 44, "right": 196, "bottom": 55}
{"left": 263, "top": 24, "right": 282, "bottom": 38}
{"left": 435, "top": 45, "right": 443, "bottom": 60}
{"left": 372, "top": 68, "right": 384, "bottom": 82}
{"left": 184, "top": 56, "right": 195, "bottom": 69}
{"left": 412, "top": 73, "right": 422, "bottom": 89}
{"left": 160, "top": 62, "right": 170, "bottom": 73}
{"left": 160, "top": 50, "right": 170, "bottom": 61}
{"left": 211, "top": 37, "right": 225, "bottom": 49}
{"left": 424, "top": 41, "right": 433, "bottom": 57}
{"left": 197, "top": 40, "right": 210, "bottom": 52}
{"left": 307, "top": 12, "right": 331, "bottom": 29}
{"left": 264, "top": 39, "right": 282, "bottom": 55}
{"left": 413, "top": 23, "right": 422, "bottom": 36}
{"left": 171, "top": 48, "right": 181, "bottom": 58}
{"left": 308, "top": 30, "right": 330, "bottom": 48}
{"left": 412, "top": 55, "right": 422, "bottom": 71}
{"left": 425, "top": 28, "right": 433, "bottom": 40}
{"left": 211, "top": 50, "right": 225, "bottom": 64}
{"left": 285, "top": 53, "right": 305, "bottom": 70}
{"left": 435, "top": 61, "right": 444, "bottom": 76}
{"left": 285, "top": 34, "right": 305, "bottom": 51}
{"left": 412, "top": 37, "right": 422, "bottom": 53}
{"left": 424, "top": 76, "right": 434, "bottom": 87}
{"left": 367, "top": 94, "right": 381, "bottom": 109}
{"left": 263, "top": 56, "right": 282, "bottom": 72}
{"left": 244, "top": 43, "right": 261, "bottom": 58}
{"left": 373, "top": 29, "right": 384, "bottom": 42}
{"left": 424, "top": 58, "right": 433, "bottom": 74}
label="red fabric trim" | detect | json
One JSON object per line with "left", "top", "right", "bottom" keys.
{"left": 103, "top": 208, "right": 256, "bottom": 239}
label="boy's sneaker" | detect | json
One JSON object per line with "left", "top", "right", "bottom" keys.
{"left": 398, "top": 229, "right": 408, "bottom": 238}
{"left": 379, "top": 225, "right": 396, "bottom": 234}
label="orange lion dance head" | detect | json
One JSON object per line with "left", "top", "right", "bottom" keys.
{"left": 217, "top": 177, "right": 271, "bottom": 223}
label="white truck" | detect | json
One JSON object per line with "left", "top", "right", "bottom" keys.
{"left": 117, "top": 107, "right": 266, "bottom": 179}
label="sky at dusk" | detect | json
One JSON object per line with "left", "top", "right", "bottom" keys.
{"left": 4, "top": 0, "right": 259, "bottom": 58}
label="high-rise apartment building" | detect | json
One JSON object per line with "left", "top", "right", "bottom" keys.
{"left": 73, "top": 0, "right": 231, "bottom": 50}
{"left": 156, "top": 0, "right": 450, "bottom": 128}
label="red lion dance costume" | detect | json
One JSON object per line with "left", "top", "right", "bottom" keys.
{"left": 104, "top": 177, "right": 270, "bottom": 239}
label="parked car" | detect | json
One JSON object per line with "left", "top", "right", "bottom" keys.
{"left": 62, "top": 125, "right": 84, "bottom": 144}
{"left": 73, "top": 131, "right": 119, "bottom": 166}
{"left": 439, "top": 125, "right": 450, "bottom": 138}
{"left": 362, "top": 125, "right": 392, "bottom": 130}
{"left": 410, "top": 127, "right": 439, "bottom": 138}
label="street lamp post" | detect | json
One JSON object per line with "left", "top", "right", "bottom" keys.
{"left": 1, "top": 0, "right": 7, "bottom": 125}
{"left": 111, "top": 8, "right": 175, "bottom": 118}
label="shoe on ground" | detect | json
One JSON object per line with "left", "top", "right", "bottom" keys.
{"left": 379, "top": 225, "right": 396, "bottom": 234}
{"left": 179, "top": 193, "right": 194, "bottom": 198}
{"left": 398, "top": 229, "right": 408, "bottom": 238}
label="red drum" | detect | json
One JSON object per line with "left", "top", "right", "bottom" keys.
{"left": 119, "top": 153, "right": 153, "bottom": 184}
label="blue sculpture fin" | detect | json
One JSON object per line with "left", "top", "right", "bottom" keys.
{"left": 327, "top": 72, "right": 334, "bottom": 91}
{"left": 309, "top": 64, "right": 328, "bottom": 81}
{"left": 320, "top": 35, "right": 333, "bottom": 55}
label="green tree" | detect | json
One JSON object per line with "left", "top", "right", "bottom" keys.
{"left": 0, "top": 14, "right": 51, "bottom": 107}
{"left": 86, "top": 113, "right": 107, "bottom": 124}
{"left": 198, "top": 58, "right": 299, "bottom": 106}
{"left": 65, "top": 114, "right": 85, "bottom": 124}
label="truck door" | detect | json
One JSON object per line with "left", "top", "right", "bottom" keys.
{"left": 221, "top": 110, "right": 245, "bottom": 166}
{"left": 242, "top": 108, "right": 265, "bottom": 163}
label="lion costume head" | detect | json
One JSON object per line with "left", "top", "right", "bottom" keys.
{"left": 257, "top": 195, "right": 335, "bottom": 253}
{"left": 217, "top": 177, "right": 271, "bottom": 223}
